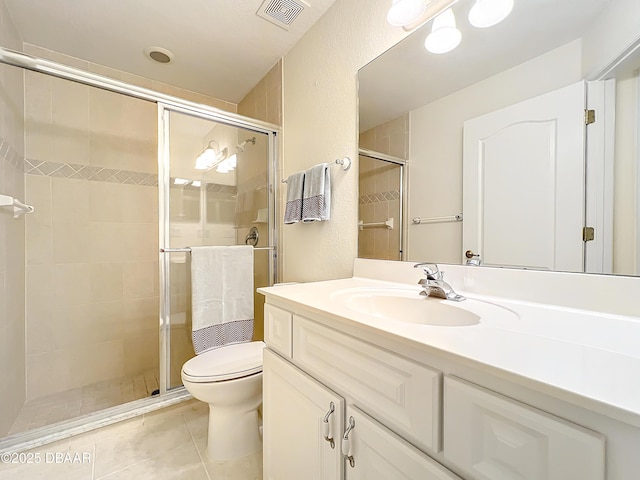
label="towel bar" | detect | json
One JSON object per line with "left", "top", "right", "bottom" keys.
{"left": 281, "top": 157, "right": 351, "bottom": 183}
{"left": 0, "top": 193, "right": 35, "bottom": 219}
{"left": 412, "top": 214, "right": 462, "bottom": 225}
{"left": 160, "top": 246, "right": 275, "bottom": 253}
{"left": 358, "top": 218, "right": 394, "bottom": 230}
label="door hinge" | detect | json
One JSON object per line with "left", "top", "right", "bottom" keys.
{"left": 583, "top": 226, "right": 595, "bottom": 242}
{"left": 585, "top": 109, "right": 596, "bottom": 125}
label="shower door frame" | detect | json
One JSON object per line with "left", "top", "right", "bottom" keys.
{"left": 358, "top": 148, "right": 407, "bottom": 261}
{"left": 0, "top": 45, "right": 280, "bottom": 453}
{"left": 157, "top": 103, "right": 279, "bottom": 395}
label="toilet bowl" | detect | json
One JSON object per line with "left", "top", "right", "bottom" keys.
{"left": 181, "top": 341, "right": 265, "bottom": 461}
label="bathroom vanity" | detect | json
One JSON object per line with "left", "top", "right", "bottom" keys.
{"left": 258, "top": 259, "right": 640, "bottom": 480}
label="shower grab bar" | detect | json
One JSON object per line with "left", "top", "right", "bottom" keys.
{"left": 358, "top": 218, "right": 394, "bottom": 230}
{"left": 411, "top": 213, "right": 463, "bottom": 225}
{"left": 281, "top": 157, "right": 351, "bottom": 183}
{"left": 0, "top": 194, "right": 35, "bottom": 219}
{"left": 160, "top": 246, "right": 275, "bottom": 253}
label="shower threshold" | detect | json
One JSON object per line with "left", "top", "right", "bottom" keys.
{"left": 9, "top": 369, "right": 159, "bottom": 435}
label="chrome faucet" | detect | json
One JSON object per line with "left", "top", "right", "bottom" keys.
{"left": 413, "top": 263, "right": 466, "bottom": 302}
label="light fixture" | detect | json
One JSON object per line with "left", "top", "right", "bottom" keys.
{"left": 468, "top": 0, "right": 513, "bottom": 28}
{"left": 387, "top": 0, "right": 459, "bottom": 31}
{"left": 386, "top": 0, "right": 427, "bottom": 27}
{"left": 144, "top": 46, "right": 175, "bottom": 64}
{"left": 215, "top": 153, "right": 237, "bottom": 173}
{"left": 424, "top": 8, "right": 461, "bottom": 54}
{"left": 194, "top": 141, "right": 228, "bottom": 170}
{"left": 173, "top": 178, "right": 190, "bottom": 185}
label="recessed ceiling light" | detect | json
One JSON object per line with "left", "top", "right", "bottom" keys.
{"left": 144, "top": 46, "right": 174, "bottom": 64}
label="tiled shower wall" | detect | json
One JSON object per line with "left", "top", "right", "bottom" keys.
{"left": 0, "top": 2, "right": 25, "bottom": 436}
{"left": 358, "top": 114, "right": 408, "bottom": 261}
{"left": 23, "top": 45, "right": 236, "bottom": 401}
{"left": 359, "top": 113, "right": 409, "bottom": 159}
{"left": 238, "top": 60, "right": 282, "bottom": 126}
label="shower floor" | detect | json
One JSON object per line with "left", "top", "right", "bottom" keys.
{"left": 9, "top": 369, "right": 159, "bottom": 435}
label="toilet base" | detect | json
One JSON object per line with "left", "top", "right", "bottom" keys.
{"left": 206, "top": 404, "right": 262, "bottom": 461}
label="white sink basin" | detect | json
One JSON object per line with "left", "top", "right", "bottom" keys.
{"left": 330, "top": 287, "right": 514, "bottom": 326}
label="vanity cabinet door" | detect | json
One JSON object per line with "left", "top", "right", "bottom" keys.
{"left": 263, "top": 348, "right": 344, "bottom": 480}
{"left": 444, "top": 376, "right": 605, "bottom": 480}
{"left": 344, "top": 407, "right": 461, "bottom": 480}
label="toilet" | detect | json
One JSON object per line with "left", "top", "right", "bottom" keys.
{"left": 181, "top": 341, "right": 265, "bottom": 461}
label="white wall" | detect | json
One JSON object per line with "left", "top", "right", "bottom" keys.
{"left": 281, "top": 0, "right": 407, "bottom": 282}
{"left": 613, "top": 70, "right": 639, "bottom": 275}
{"left": 582, "top": 0, "right": 640, "bottom": 78}
{"left": 407, "top": 40, "right": 584, "bottom": 263}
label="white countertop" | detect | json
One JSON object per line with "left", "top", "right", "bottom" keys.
{"left": 258, "top": 275, "right": 640, "bottom": 426}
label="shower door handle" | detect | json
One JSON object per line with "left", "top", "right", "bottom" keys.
{"left": 245, "top": 227, "right": 259, "bottom": 246}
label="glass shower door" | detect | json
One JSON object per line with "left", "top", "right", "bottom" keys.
{"left": 358, "top": 153, "right": 404, "bottom": 261}
{"left": 159, "top": 106, "right": 275, "bottom": 391}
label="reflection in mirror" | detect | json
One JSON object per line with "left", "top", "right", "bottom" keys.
{"left": 358, "top": 148, "right": 405, "bottom": 261}
{"left": 358, "top": 0, "right": 640, "bottom": 276}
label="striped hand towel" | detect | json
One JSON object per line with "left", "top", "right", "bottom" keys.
{"left": 284, "top": 171, "right": 305, "bottom": 224}
{"left": 302, "top": 163, "right": 330, "bottom": 222}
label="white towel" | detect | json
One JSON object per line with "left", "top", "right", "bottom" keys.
{"left": 284, "top": 172, "right": 305, "bottom": 224}
{"left": 302, "top": 163, "right": 330, "bottom": 222}
{"left": 190, "top": 245, "right": 254, "bottom": 354}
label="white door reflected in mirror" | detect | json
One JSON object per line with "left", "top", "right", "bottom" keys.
{"left": 463, "top": 81, "right": 590, "bottom": 272}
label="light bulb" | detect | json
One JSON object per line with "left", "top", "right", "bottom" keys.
{"left": 387, "top": 0, "right": 426, "bottom": 27}
{"left": 424, "top": 8, "right": 462, "bottom": 54}
{"left": 468, "top": 0, "right": 513, "bottom": 28}
{"left": 215, "top": 154, "right": 238, "bottom": 174}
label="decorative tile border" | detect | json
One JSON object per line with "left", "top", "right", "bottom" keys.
{"left": 25, "top": 158, "right": 159, "bottom": 186}
{"left": 180, "top": 182, "right": 236, "bottom": 194}
{"left": 359, "top": 190, "right": 400, "bottom": 204}
{"left": 24, "top": 157, "right": 237, "bottom": 194}
{"left": 205, "top": 183, "right": 237, "bottom": 194}
{"left": 0, "top": 137, "right": 24, "bottom": 171}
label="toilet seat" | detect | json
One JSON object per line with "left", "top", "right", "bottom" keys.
{"left": 182, "top": 341, "right": 265, "bottom": 383}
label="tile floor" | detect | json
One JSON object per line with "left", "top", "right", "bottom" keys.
{"left": 10, "top": 370, "right": 160, "bottom": 435}
{"left": 0, "top": 399, "right": 262, "bottom": 480}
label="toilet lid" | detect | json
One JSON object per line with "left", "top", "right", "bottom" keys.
{"left": 182, "top": 341, "right": 265, "bottom": 382}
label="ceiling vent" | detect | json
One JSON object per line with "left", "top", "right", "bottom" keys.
{"left": 257, "top": 0, "right": 309, "bottom": 30}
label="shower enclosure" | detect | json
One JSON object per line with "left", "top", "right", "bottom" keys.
{"left": 357, "top": 149, "right": 404, "bottom": 261}
{"left": 0, "top": 47, "right": 278, "bottom": 449}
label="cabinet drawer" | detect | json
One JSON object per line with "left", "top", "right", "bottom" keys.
{"left": 293, "top": 315, "right": 441, "bottom": 453}
{"left": 264, "top": 304, "right": 292, "bottom": 358}
{"left": 347, "top": 406, "right": 461, "bottom": 480}
{"left": 444, "top": 376, "right": 605, "bottom": 480}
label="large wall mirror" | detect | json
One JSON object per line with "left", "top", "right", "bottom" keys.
{"left": 358, "top": 0, "right": 640, "bottom": 276}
